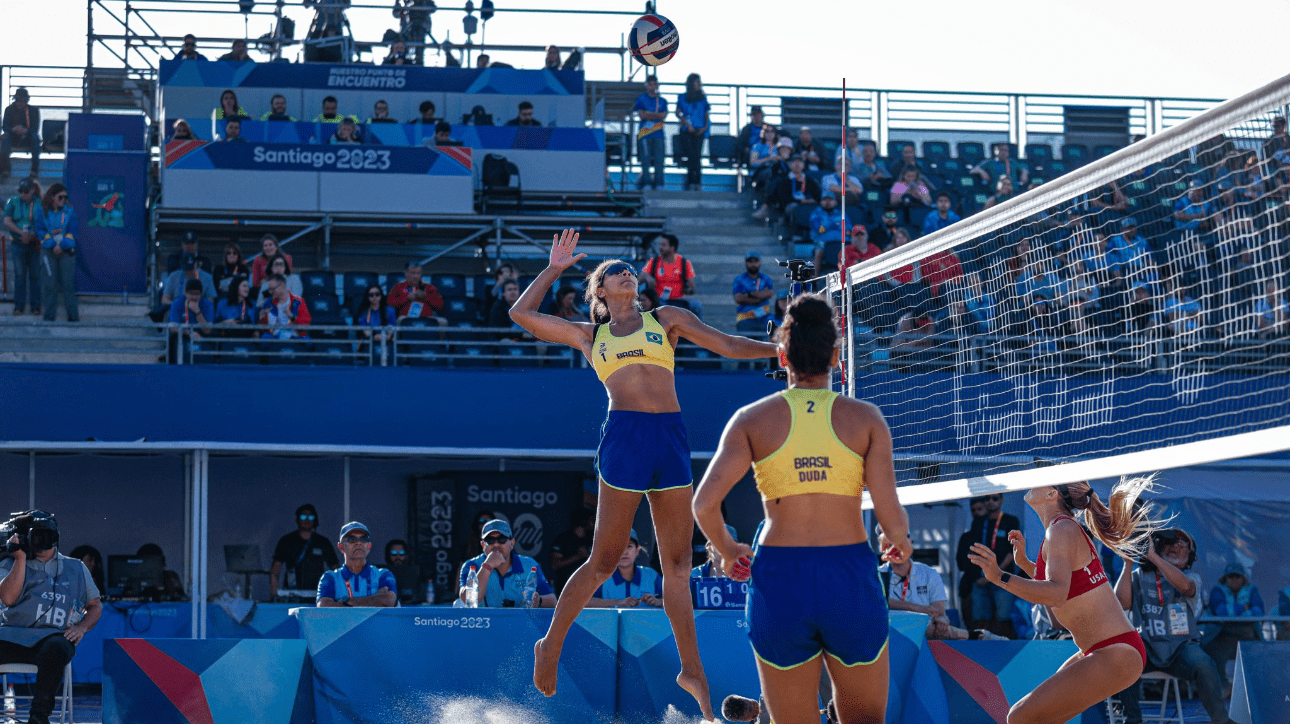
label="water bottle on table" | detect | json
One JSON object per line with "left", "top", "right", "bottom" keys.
{"left": 464, "top": 565, "right": 480, "bottom": 608}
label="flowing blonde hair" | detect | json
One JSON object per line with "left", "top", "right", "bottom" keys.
{"left": 1056, "top": 476, "right": 1164, "bottom": 558}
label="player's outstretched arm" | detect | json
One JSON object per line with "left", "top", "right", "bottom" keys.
{"left": 658, "top": 305, "right": 777, "bottom": 359}
{"left": 510, "top": 229, "right": 595, "bottom": 350}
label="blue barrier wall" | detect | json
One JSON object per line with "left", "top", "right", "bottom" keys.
{"left": 2, "top": 365, "right": 1285, "bottom": 463}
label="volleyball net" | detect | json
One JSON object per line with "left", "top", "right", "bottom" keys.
{"left": 829, "top": 74, "right": 1290, "bottom": 507}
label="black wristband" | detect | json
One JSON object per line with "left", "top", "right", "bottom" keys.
{"left": 998, "top": 572, "right": 1012, "bottom": 588}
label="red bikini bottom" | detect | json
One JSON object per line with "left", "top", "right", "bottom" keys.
{"left": 1084, "top": 630, "right": 1147, "bottom": 667}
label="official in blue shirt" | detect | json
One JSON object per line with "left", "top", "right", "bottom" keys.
{"left": 316, "top": 522, "right": 398, "bottom": 607}
{"left": 1107, "top": 217, "right": 1152, "bottom": 268}
{"left": 590, "top": 529, "right": 663, "bottom": 608}
{"left": 459, "top": 520, "right": 555, "bottom": 608}
{"left": 633, "top": 76, "right": 669, "bottom": 190}
{"left": 732, "top": 251, "right": 775, "bottom": 331}
{"left": 675, "top": 73, "right": 710, "bottom": 190}
{"left": 34, "top": 183, "right": 80, "bottom": 322}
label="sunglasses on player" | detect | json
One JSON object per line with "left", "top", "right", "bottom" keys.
{"left": 599, "top": 262, "right": 636, "bottom": 284}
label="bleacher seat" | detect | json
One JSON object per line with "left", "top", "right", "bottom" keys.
{"left": 443, "top": 297, "right": 481, "bottom": 324}
{"left": 306, "top": 295, "right": 345, "bottom": 326}
{"left": 786, "top": 204, "right": 817, "bottom": 242}
{"left": 672, "top": 133, "right": 689, "bottom": 167}
{"left": 544, "top": 345, "right": 579, "bottom": 369}
{"left": 215, "top": 340, "right": 259, "bottom": 366}
{"left": 956, "top": 142, "right": 985, "bottom": 166}
{"left": 1005, "top": 142, "right": 1019, "bottom": 160}
{"left": 382, "top": 272, "right": 406, "bottom": 291}
{"left": 930, "top": 158, "right": 964, "bottom": 177}
{"left": 1094, "top": 143, "right": 1121, "bottom": 159}
{"left": 1045, "top": 160, "right": 1069, "bottom": 177}
{"left": 709, "top": 135, "right": 739, "bottom": 170}
{"left": 820, "top": 241, "right": 843, "bottom": 275}
{"left": 433, "top": 274, "right": 467, "bottom": 298}
{"left": 300, "top": 270, "right": 336, "bottom": 299}
{"left": 499, "top": 344, "right": 539, "bottom": 368}
{"left": 923, "top": 141, "right": 950, "bottom": 164}
{"left": 606, "top": 132, "right": 629, "bottom": 165}
{"left": 472, "top": 273, "right": 494, "bottom": 300}
{"left": 955, "top": 175, "right": 981, "bottom": 195}
{"left": 396, "top": 318, "right": 445, "bottom": 367}
{"left": 343, "top": 272, "right": 381, "bottom": 306}
{"left": 676, "top": 345, "right": 721, "bottom": 371}
{"left": 41, "top": 120, "right": 66, "bottom": 153}
{"left": 312, "top": 341, "right": 352, "bottom": 366}
{"left": 452, "top": 345, "right": 495, "bottom": 367}
{"left": 962, "top": 190, "right": 992, "bottom": 216}
{"left": 887, "top": 140, "right": 915, "bottom": 159}
{"left": 480, "top": 153, "right": 521, "bottom": 214}
{"left": 1024, "top": 144, "right": 1054, "bottom": 163}
{"left": 1062, "top": 144, "right": 1090, "bottom": 165}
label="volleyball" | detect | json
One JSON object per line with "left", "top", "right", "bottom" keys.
{"left": 628, "top": 14, "right": 679, "bottom": 67}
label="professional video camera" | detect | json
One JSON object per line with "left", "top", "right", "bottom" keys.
{"left": 391, "top": 0, "right": 437, "bottom": 65}
{"left": 0, "top": 510, "right": 60, "bottom": 556}
{"left": 1138, "top": 528, "right": 1196, "bottom": 573}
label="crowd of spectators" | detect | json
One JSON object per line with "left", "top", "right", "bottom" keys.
{"left": 734, "top": 118, "right": 1290, "bottom": 361}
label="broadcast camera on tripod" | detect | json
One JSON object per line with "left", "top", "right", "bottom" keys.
{"left": 765, "top": 259, "right": 816, "bottom": 382}
{"left": 303, "top": 0, "right": 355, "bottom": 63}
{"left": 389, "top": 0, "right": 438, "bottom": 66}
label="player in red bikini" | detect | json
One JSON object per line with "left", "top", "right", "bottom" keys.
{"left": 967, "top": 479, "right": 1159, "bottom": 724}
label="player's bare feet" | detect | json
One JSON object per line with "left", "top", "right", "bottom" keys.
{"left": 533, "top": 638, "right": 561, "bottom": 697}
{"left": 676, "top": 668, "right": 716, "bottom": 722}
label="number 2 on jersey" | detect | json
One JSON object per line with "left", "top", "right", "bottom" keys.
{"left": 806, "top": 401, "right": 816, "bottom": 413}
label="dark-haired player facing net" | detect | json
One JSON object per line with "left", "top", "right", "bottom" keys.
{"left": 967, "top": 479, "right": 1162, "bottom": 723}
{"left": 511, "top": 229, "right": 777, "bottom": 721}
{"left": 694, "top": 293, "right": 912, "bottom": 724}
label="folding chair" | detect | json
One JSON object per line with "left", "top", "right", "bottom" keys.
{"left": 0, "top": 662, "right": 73, "bottom": 724}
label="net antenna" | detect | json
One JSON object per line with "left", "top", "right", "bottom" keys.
{"left": 826, "top": 73, "right": 1290, "bottom": 509}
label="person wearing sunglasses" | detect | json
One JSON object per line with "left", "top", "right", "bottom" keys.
{"left": 317, "top": 522, "right": 397, "bottom": 608}
{"left": 969, "top": 493, "right": 1022, "bottom": 638}
{"left": 270, "top": 503, "right": 339, "bottom": 599}
{"left": 35, "top": 183, "right": 79, "bottom": 322}
{"left": 512, "top": 230, "right": 777, "bottom": 719}
{"left": 458, "top": 520, "right": 555, "bottom": 609}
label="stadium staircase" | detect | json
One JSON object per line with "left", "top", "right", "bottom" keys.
{"left": 0, "top": 159, "right": 164, "bottom": 364}
{"left": 642, "top": 189, "right": 779, "bottom": 333}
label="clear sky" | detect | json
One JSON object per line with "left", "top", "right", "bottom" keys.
{"left": 4, "top": 0, "right": 1288, "bottom": 101}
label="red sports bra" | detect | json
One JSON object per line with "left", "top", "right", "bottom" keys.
{"left": 1034, "top": 515, "right": 1109, "bottom": 600}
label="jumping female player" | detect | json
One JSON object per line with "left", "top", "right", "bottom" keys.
{"left": 693, "top": 293, "right": 913, "bottom": 724}
{"left": 513, "top": 229, "right": 778, "bottom": 721}
{"left": 967, "top": 479, "right": 1158, "bottom": 724}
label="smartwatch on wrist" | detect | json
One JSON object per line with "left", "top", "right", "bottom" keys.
{"left": 999, "top": 572, "right": 1012, "bottom": 588}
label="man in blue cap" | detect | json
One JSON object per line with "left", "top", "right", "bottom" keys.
{"left": 732, "top": 250, "right": 774, "bottom": 332}
{"left": 589, "top": 529, "right": 663, "bottom": 609}
{"left": 316, "top": 522, "right": 397, "bottom": 607}
{"left": 459, "top": 520, "right": 555, "bottom": 608}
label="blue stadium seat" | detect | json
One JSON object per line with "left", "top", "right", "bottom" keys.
{"left": 385, "top": 272, "right": 414, "bottom": 292}
{"left": 955, "top": 175, "right": 981, "bottom": 194}
{"left": 396, "top": 318, "right": 445, "bottom": 367}
{"left": 1004, "top": 143, "right": 1019, "bottom": 160}
{"left": 452, "top": 345, "right": 496, "bottom": 368}
{"left": 708, "top": 135, "right": 739, "bottom": 169}
{"left": 311, "top": 341, "right": 353, "bottom": 366}
{"left": 472, "top": 273, "right": 494, "bottom": 300}
{"left": 961, "top": 191, "right": 992, "bottom": 216}
{"left": 606, "top": 132, "right": 629, "bottom": 165}
{"left": 1024, "top": 144, "right": 1053, "bottom": 163}
{"left": 887, "top": 140, "right": 915, "bottom": 160}
{"left": 930, "top": 158, "right": 964, "bottom": 177}
{"left": 1045, "top": 160, "right": 1069, "bottom": 177}
{"left": 216, "top": 340, "right": 259, "bottom": 366}
{"left": 676, "top": 345, "right": 721, "bottom": 371}
{"left": 498, "top": 344, "right": 540, "bottom": 368}
{"left": 1061, "top": 144, "right": 1089, "bottom": 165}
{"left": 956, "top": 142, "right": 985, "bottom": 166}
{"left": 343, "top": 272, "right": 380, "bottom": 306}
{"left": 923, "top": 141, "right": 950, "bottom": 164}
{"left": 306, "top": 295, "right": 344, "bottom": 325}
{"left": 300, "top": 270, "right": 336, "bottom": 299}
{"left": 820, "top": 241, "right": 843, "bottom": 275}
{"left": 543, "top": 345, "right": 579, "bottom": 369}
{"left": 443, "top": 297, "right": 481, "bottom": 324}
{"left": 433, "top": 274, "right": 467, "bottom": 298}
{"left": 1094, "top": 143, "right": 1121, "bottom": 159}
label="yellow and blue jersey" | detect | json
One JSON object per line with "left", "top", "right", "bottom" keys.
{"left": 752, "top": 389, "right": 865, "bottom": 501}
{"left": 589, "top": 311, "right": 674, "bottom": 383}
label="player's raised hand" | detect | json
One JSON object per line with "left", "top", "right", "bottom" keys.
{"left": 548, "top": 228, "right": 586, "bottom": 270}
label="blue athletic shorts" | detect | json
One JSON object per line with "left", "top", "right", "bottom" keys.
{"left": 746, "top": 542, "right": 889, "bottom": 670}
{"left": 595, "top": 410, "right": 692, "bottom": 493}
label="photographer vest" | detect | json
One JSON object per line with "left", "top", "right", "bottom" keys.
{"left": 0, "top": 553, "right": 94, "bottom": 646}
{"left": 1129, "top": 568, "right": 1199, "bottom": 667}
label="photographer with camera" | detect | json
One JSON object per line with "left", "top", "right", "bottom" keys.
{"left": 0, "top": 511, "right": 101, "bottom": 724}
{"left": 1113, "top": 528, "right": 1233, "bottom": 724}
